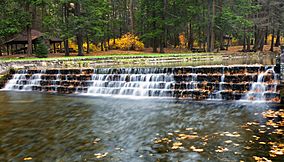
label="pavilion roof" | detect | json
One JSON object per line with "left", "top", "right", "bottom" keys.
{"left": 5, "top": 29, "right": 43, "bottom": 44}
{"left": 4, "top": 29, "right": 63, "bottom": 44}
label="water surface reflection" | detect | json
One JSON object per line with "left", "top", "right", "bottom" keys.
{"left": 0, "top": 92, "right": 282, "bottom": 161}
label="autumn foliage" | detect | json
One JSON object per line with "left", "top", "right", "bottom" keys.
{"left": 179, "top": 32, "right": 186, "bottom": 48}
{"left": 115, "top": 33, "right": 144, "bottom": 51}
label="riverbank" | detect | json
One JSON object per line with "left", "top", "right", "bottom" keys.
{"left": 0, "top": 52, "right": 278, "bottom": 76}
{"left": 0, "top": 45, "right": 280, "bottom": 61}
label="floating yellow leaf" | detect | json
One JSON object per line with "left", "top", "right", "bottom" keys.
{"left": 95, "top": 152, "right": 108, "bottom": 159}
{"left": 154, "top": 139, "right": 162, "bottom": 144}
{"left": 190, "top": 146, "right": 204, "bottom": 152}
{"left": 178, "top": 134, "right": 198, "bottom": 140}
{"left": 244, "top": 146, "right": 251, "bottom": 150}
{"left": 225, "top": 132, "right": 240, "bottom": 137}
{"left": 233, "top": 143, "right": 240, "bottom": 147}
{"left": 215, "top": 146, "right": 229, "bottom": 153}
{"left": 23, "top": 157, "right": 32, "bottom": 161}
{"left": 224, "top": 140, "right": 233, "bottom": 144}
{"left": 171, "top": 142, "right": 183, "bottom": 149}
{"left": 173, "top": 142, "right": 182, "bottom": 146}
{"left": 186, "top": 128, "right": 193, "bottom": 131}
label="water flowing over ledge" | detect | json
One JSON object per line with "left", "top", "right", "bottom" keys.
{"left": 2, "top": 65, "right": 280, "bottom": 102}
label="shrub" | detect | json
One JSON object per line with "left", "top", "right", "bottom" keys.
{"left": 35, "top": 39, "right": 49, "bottom": 58}
{"left": 115, "top": 33, "right": 144, "bottom": 51}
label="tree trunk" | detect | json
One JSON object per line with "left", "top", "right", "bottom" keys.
{"left": 25, "top": 2, "right": 33, "bottom": 56}
{"left": 129, "top": 0, "right": 134, "bottom": 33}
{"left": 207, "top": 0, "right": 215, "bottom": 52}
{"left": 160, "top": 38, "right": 165, "bottom": 53}
{"left": 64, "top": 39, "right": 70, "bottom": 56}
{"left": 153, "top": 38, "right": 158, "bottom": 53}
{"left": 188, "top": 22, "right": 194, "bottom": 50}
{"left": 253, "top": 28, "right": 260, "bottom": 51}
{"left": 63, "top": 3, "right": 69, "bottom": 56}
{"left": 53, "top": 43, "right": 56, "bottom": 53}
{"left": 218, "top": 0, "right": 224, "bottom": 50}
{"left": 86, "top": 36, "right": 90, "bottom": 54}
{"left": 275, "top": 29, "right": 280, "bottom": 47}
{"left": 6, "top": 44, "right": 9, "bottom": 55}
{"left": 207, "top": 0, "right": 211, "bottom": 52}
{"left": 104, "top": 41, "right": 108, "bottom": 51}
{"left": 160, "top": 0, "right": 167, "bottom": 53}
{"left": 270, "top": 29, "right": 275, "bottom": 52}
{"left": 101, "top": 41, "right": 104, "bottom": 51}
{"left": 210, "top": 0, "right": 215, "bottom": 52}
{"left": 253, "top": 26, "right": 259, "bottom": 51}
{"left": 260, "top": 32, "right": 265, "bottom": 51}
{"left": 152, "top": 9, "right": 158, "bottom": 53}
{"left": 75, "top": 2, "right": 84, "bottom": 56}
{"left": 27, "top": 26, "right": 32, "bottom": 55}
{"left": 265, "top": 26, "right": 268, "bottom": 45}
{"left": 243, "top": 27, "right": 246, "bottom": 51}
{"left": 247, "top": 36, "right": 251, "bottom": 51}
{"left": 111, "top": 0, "right": 116, "bottom": 43}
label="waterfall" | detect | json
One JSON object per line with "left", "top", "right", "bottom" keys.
{"left": 2, "top": 65, "right": 280, "bottom": 102}
{"left": 215, "top": 74, "right": 225, "bottom": 100}
{"left": 245, "top": 67, "right": 279, "bottom": 101}
{"left": 86, "top": 69, "right": 175, "bottom": 97}
{"left": 4, "top": 70, "right": 43, "bottom": 91}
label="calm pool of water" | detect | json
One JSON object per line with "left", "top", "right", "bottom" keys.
{"left": 0, "top": 91, "right": 283, "bottom": 161}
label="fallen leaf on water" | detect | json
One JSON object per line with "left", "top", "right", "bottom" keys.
{"left": 259, "top": 130, "right": 266, "bottom": 134}
{"left": 173, "top": 142, "right": 182, "bottom": 146}
{"left": 233, "top": 143, "right": 240, "bottom": 147}
{"left": 154, "top": 139, "right": 162, "bottom": 144}
{"left": 244, "top": 146, "right": 251, "bottom": 150}
{"left": 95, "top": 152, "right": 108, "bottom": 159}
{"left": 171, "top": 145, "right": 180, "bottom": 150}
{"left": 215, "top": 146, "right": 229, "bottom": 153}
{"left": 178, "top": 134, "right": 198, "bottom": 140}
{"left": 268, "top": 142, "right": 276, "bottom": 145}
{"left": 249, "top": 140, "right": 254, "bottom": 143}
{"left": 23, "top": 157, "right": 32, "bottom": 161}
{"left": 253, "top": 156, "right": 272, "bottom": 162}
{"left": 253, "top": 135, "right": 260, "bottom": 140}
{"left": 224, "top": 140, "right": 233, "bottom": 144}
{"left": 171, "top": 142, "right": 183, "bottom": 149}
{"left": 259, "top": 142, "right": 266, "bottom": 145}
{"left": 190, "top": 146, "right": 204, "bottom": 152}
{"left": 272, "top": 129, "right": 284, "bottom": 135}
{"left": 225, "top": 132, "right": 240, "bottom": 137}
{"left": 270, "top": 144, "right": 284, "bottom": 156}
{"left": 186, "top": 128, "right": 193, "bottom": 131}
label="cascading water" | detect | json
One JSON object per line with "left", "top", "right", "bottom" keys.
{"left": 245, "top": 67, "right": 279, "bottom": 101}
{"left": 87, "top": 68, "right": 175, "bottom": 97}
{"left": 4, "top": 70, "right": 44, "bottom": 91}
{"left": 2, "top": 65, "right": 280, "bottom": 102}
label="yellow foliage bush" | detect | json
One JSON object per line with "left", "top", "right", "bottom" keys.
{"left": 115, "top": 33, "right": 144, "bottom": 51}
{"left": 179, "top": 32, "right": 186, "bottom": 48}
{"left": 68, "top": 40, "right": 100, "bottom": 52}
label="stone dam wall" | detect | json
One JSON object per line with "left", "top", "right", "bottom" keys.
{"left": 2, "top": 65, "right": 281, "bottom": 102}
